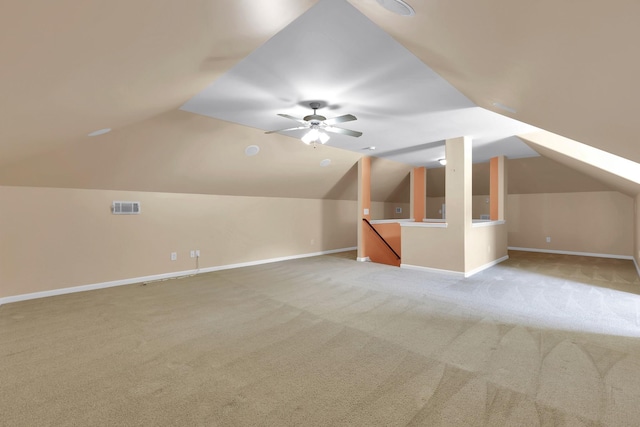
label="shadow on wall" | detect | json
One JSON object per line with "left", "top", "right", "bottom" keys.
{"left": 324, "top": 162, "right": 358, "bottom": 200}
{"left": 320, "top": 198, "right": 358, "bottom": 251}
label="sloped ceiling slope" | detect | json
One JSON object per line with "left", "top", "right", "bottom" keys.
{"left": 519, "top": 132, "right": 640, "bottom": 197}
{"left": 1, "top": 0, "right": 636, "bottom": 199}
{"left": 180, "top": 0, "right": 538, "bottom": 167}
{"left": 0, "top": 0, "right": 316, "bottom": 165}
{"left": 0, "top": 111, "right": 364, "bottom": 200}
{"left": 354, "top": 0, "right": 640, "bottom": 164}
{"left": 425, "top": 157, "right": 612, "bottom": 198}
{"left": 0, "top": 108, "right": 413, "bottom": 201}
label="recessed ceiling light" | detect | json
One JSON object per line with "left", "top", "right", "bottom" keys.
{"left": 376, "top": 0, "right": 415, "bottom": 16}
{"left": 365, "top": 146, "right": 376, "bottom": 151}
{"left": 492, "top": 102, "right": 517, "bottom": 114}
{"left": 438, "top": 159, "right": 447, "bottom": 165}
{"left": 244, "top": 145, "right": 260, "bottom": 156}
{"left": 320, "top": 159, "right": 331, "bottom": 167}
{"left": 87, "top": 128, "right": 111, "bottom": 137}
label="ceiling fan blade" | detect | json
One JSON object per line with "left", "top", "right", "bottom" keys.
{"left": 324, "top": 114, "right": 357, "bottom": 125}
{"left": 277, "top": 113, "right": 307, "bottom": 124}
{"left": 265, "top": 126, "right": 308, "bottom": 134}
{"left": 325, "top": 126, "right": 363, "bottom": 137}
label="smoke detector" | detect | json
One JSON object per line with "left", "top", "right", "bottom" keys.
{"left": 376, "top": 0, "right": 415, "bottom": 16}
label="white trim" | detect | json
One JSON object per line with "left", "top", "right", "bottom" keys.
{"left": 464, "top": 255, "right": 509, "bottom": 277}
{"left": 0, "top": 247, "right": 357, "bottom": 306}
{"left": 356, "top": 256, "right": 371, "bottom": 262}
{"left": 400, "top": 263, "right": 464, "bottom": 277}
{"left": 401, "top": 222, "right": 447, "bottom": 228}
{"left": 401, "top": 255, "right": 509, "bottom": 278}
{"left": 422, "top": 218, "right": 446, "bottom": 222}
{"left": 196, "top": 247, "right": 357, "bottom": 274}
{"left": 472, "top": 220, "right": 506, "bottom": 228}
{"left": 0, "top": 271, "right": 197, "bottom": 306}
{"left": 507, "top": 247, "right": 633, "bottom": 260}
{"left": 369, "top": 219, "right": 415, "bottom": 224}
{"left": 633, "top": 257, "right": 640, "bottom": 278}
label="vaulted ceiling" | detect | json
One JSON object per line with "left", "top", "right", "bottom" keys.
{"left": 1, "top": 0, "right": 638, "bottom": 198}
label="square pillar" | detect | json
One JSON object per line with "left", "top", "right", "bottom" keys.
{"left": 357, "top": 156, "right": 371, "bottom": 261}
{"left": 410, "top": 167, "right": 426, "bottom": 222}
{"left": 490, "top": 156, "right": 506, "bottom": 220}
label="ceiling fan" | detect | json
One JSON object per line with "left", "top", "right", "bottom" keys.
{"left": 265, "top": 102, "right": 362, "bottom": 145}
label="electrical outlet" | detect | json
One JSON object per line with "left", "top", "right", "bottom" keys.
{"left": 546, "top": 236, "right": 551, "bottom": 243}
{"left": 195, "top": 250, "right": 200, "bottom": 257}
{"left": 170, "top": 252, "right": 177, "bottom": 261}
{"left": 190, "top": 250, "right": 195, "bottom": 258}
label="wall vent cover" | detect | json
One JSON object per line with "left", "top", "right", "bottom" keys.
{"left": 112, "top": 201, "right": 141, "bottom": 215}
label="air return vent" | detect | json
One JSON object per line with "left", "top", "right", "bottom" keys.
{"left": 112, "top": 201, "right": 141, "bottom": 215}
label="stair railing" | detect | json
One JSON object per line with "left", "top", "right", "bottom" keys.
{"left": 362, "top": 218, "right": 401, "bottom": 260}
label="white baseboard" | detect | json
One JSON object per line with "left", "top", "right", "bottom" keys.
{"left": 400, "top": 263, "right": 465, "bottom": 277}
{"left": 0, "top": 247, "right": 357, "bottom": 306}
{"left": 464, "top": 255, "right": 509, "bottom": 277}
{"left": 356, "top": 257, "right": 371, "bottom": 262}
{"left": 401, "top": 255, "right": 509, "bottom": 278}
{"left": 508, "top": 247, "right": 633, "bottom": 260}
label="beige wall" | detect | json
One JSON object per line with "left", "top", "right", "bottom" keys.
{"left": 401, "top": 226, "right": 464, "bottom": 272}
{"left": 370, "top": 201, "right": 385, "bottom": 220}
{"left": 370, "top": 202, "right": 410, "bottom": 220}
{"left": 465, "top": 224, "right": 508, "bottom": 272}
{"left": 426, "top": 196, "right": 445, "bottom": 219}
{"left": 426, "top": 196, "right": 489, "bottom": 219}
{"left": 0, "top": 186, "right": 357, "bottom": 299}
{"left": 635, "top": 194, "right": 640, "bottom": 268}
{"left": 507, "top": 191, "right": 633, "bottom": 256}
{"left": 472, "top": 195, "right": 490, "bottom": 219}
{"left": 385, "top": 202, "right": 410, "bottom": 220}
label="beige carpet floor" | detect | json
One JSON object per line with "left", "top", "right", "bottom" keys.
{"left": 2, "top": 250, "right": 640, "bottom": 426}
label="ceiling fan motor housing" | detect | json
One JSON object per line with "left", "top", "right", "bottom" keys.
{"left": 304, "top": 102, "right": 326, "bottom": 122}
{"left": 303, "top": 114, "right": 326, "bottom": 122}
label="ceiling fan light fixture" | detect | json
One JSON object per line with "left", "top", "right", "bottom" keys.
{"left": 438, "top": 158, "right": 447, "bottom": 165}
{"left": 302, "top": 128, "right": 330, "bottom": 145}
{"left": 318, "top": 131, "right": 330, "bottom": 144}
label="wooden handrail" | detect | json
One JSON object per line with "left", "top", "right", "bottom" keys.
{"left": 362, "top": 218, "right": 401, "bottom": 260}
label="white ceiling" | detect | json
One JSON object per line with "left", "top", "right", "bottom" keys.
{"left": 180, "top": 0, "right": 539, "bottom": 167}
